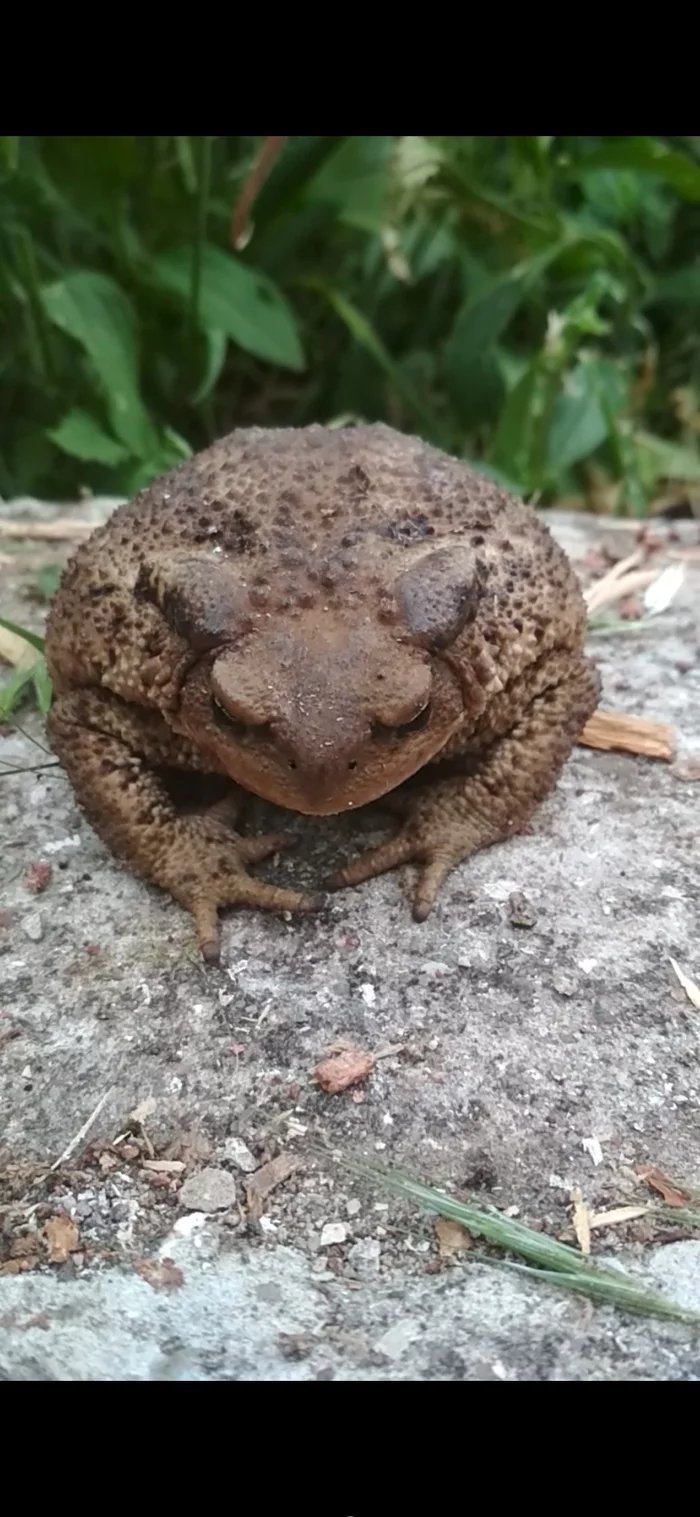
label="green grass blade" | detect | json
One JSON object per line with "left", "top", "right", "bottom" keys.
{"left": 0, "top": 616, "right": 45, "bottom": 652}
{"left": 353, "top": 1162, "right": 700, "bottom": 1326}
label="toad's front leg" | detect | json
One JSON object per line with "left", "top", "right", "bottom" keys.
{"left": 329, "top": 652, "right": 599, "bottom": 919}
{"left": 48, "top": 689, "right": 321, "bottom": 962}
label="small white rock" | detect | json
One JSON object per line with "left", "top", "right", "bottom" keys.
{"left": 360, "top": 982, "right": 376, "bottom": 1006}
{"left": 179, "top": 1167, "right": 237, "bottom": 1213}
{"left": 320, "top": 1222, "right": 347, "bottom": 1247}
{"left": 44, "top": 834, "right": 81, "bottom": 854}
{"left": 348, "top": 1237, "right": 381, "bottom": 1275}
{"left": 173, "top": 1211, "right": 208, "bottom": 1237}
{"left": 374, "top": 1319, "right": 419, "bottom": 1361}
{"left": 221, "top": 1136, "right": 257, "bottom": 1173}
{"left": 346, "top": 1198, "right": 361, "bottom": 1217}
{"left": 21, "top": 912, "right": 43, "bottom": 942}
{"left": 582, "top": 1136, "right": 604, "bottom": 1166}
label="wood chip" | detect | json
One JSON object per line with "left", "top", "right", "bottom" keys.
{"left": 312, "top": 1049, "right": 376, "bottom": 1094}
{"left": 0, "top": 517, "right": 94, "bottom": 541}
{"left": 141, "top": 1159, "right": 186, "bottom": 1175}
{"left": 570, "top": 1188, "right": 591, "bottom": 1254}
{"left": 577, "top": 709, "right": 675, "bottom": 761}
{"left": 634, "top": 1164, "right": 691, "bottom": 1207}
{"left": 245, "top": 1153, "right": 299, "bottom": 1220}
{"left": 669, "top": 958, "right": 700, "bottom": 1010}
{"left": 44, "top": 1215, "right": 80, "bottom": 1263}
{"left": 435, "top": 1217, "right": 473, "bottom": 1256}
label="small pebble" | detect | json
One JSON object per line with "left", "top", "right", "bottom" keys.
{"left": 320, "top": 1222, "right": 347, "bottom": 1247}
{"left": 221, "top": 1137, "right": 257, "bottom": 1173}
{"left": 347, "top": 1238, "right": 381, "bottom": 1276}
{"left": 21, "top": 912, "right": 43, "bottom": 942}
{"left": 507, "top": 892, "right": 537, "bottom": 929}
{"left": 178, "top": 1167, "right": 237, "bottom": 1213}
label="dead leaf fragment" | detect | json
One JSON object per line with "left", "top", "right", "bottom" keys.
{"left": 245, "top": 1153, "right": 299, "bottom": 1220}
{"left": 133, "top": 1257, "right": 184, "bottom": 1291}
{"left": 669, "top": 957, "right": 700, "bottom": 1011}
{"left": 570, "top": 1188, "right": 591, "bottom": 1255}
{"left": 435, "top": 1217, "right": 473, "bottom": 1256}
{"left": 312, "top": 1049, "right": 375, "bottom": 1095}
{"left": 589, "top": 1205, "right": 650, "bottom": 1229}
{"left": 635, "top": 1165, "right": 691, "bottom": 1208}
{"left": 44, "top": 1215, "right": 80, "bottom": 1264}
{"left": 9, "top": 1234, "right": 41, "bottom": 1260}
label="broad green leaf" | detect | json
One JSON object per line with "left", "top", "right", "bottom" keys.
{"left": 47, "top": 408, "right": 128, "bottom": 465}
{"left": 444, "top": 248, "right": 563, "bottom": 424}
{"left": 633, "top": 431, "right": 700, "bottom": 484}
{"left": 307, "top": 136, "right": 393, "bottom": 232}
{"left": 253, "top": 136, "right": 346, "bottom": 226}
{"left": 567, "top": 137, "right": 700, "bottom": 201}
{"left": 548, "top": 385, "right": 607, "bottom": 473}
{"left": 40, "top": 271, "right": 157, "bottom": 457}
{"left": 305, "top": 278, "right": 447, "bottom": 445}
{"left": 191, "top": 328, "right": 228, "bottom": 404}
{"left": 649, "top": 265, "right": 700, "bottom": 307}
{"left": 150, "top": 245, "right": 305, "bottom": 371}
{"left": 490, "top": 359, "right": 542, "bottom": 485}
{"left": 548, "top": 358, "right": 627, "bottom": 473}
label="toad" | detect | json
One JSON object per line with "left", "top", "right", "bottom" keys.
{"left": 45, "top": 424, "right": 599, "bottom": 961}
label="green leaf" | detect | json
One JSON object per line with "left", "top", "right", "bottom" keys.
{"left": 649, "top": 264, "right": 700, "bottom": 307}
{"left": 31, "top": 657, "right": 52, "bottom": 715}
{"left": 253, "top": 136, "right": 347, "bottom": 227}
{"left": 305, "top": 278, "right": 448, "bottom": 446}
{"left": 150, "top": 245, "right": 305, "bottom": 371}
{"left": 0, "top": 135, "right": 20, "bottom": 173}
{"left": 633, "top": 431, "right": 700, "bottom": 484}
{"left": 306, "top": 135, "right": 393, "bottom": 231}
{"left": 567, "top": 137, "right": 700, "bottom": 201}
{"left": 191, "top": 328, "right": 228, "bottom": 404}
{"left": 47, "top": 408, "right": 129, "bottom": 465}
{"left": 40, "top": 271, "right": 157, "bottom": 457}
{"left": 0, "top": 615, "right": 45, "bottom": 652}
{"left": 490, "top": 359, "right": 542, "bottom": 486}
{"left": 548, "top": 358, "right": 627, "bottom": 473}
{"left": 0, "top": 664, "right": 37, "bottom": 721}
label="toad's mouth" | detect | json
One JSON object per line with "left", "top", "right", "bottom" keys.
{"left": 176, "top": 655, "right": 468, "bottom": 816}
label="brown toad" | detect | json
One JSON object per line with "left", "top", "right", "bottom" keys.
{"left": 45, "top": 423, "right": 599, "bottom": 961}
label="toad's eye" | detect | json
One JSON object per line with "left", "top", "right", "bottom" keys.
{"left": 212, "top": 699, "right": 271, "bottom": 742}
{"left": 371, "top": 702, "right": 432, "bottom": 741}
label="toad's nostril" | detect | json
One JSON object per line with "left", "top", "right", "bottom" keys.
{"left": 348, "top": 761, "right": 357, "bottom": 771}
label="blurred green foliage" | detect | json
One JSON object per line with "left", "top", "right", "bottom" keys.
{"left": 1, "top": 134, "right": 700, "bottom": 512}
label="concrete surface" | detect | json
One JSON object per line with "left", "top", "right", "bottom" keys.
{"left": 1, "top": 498, "right": 700, "bottom": 1381}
